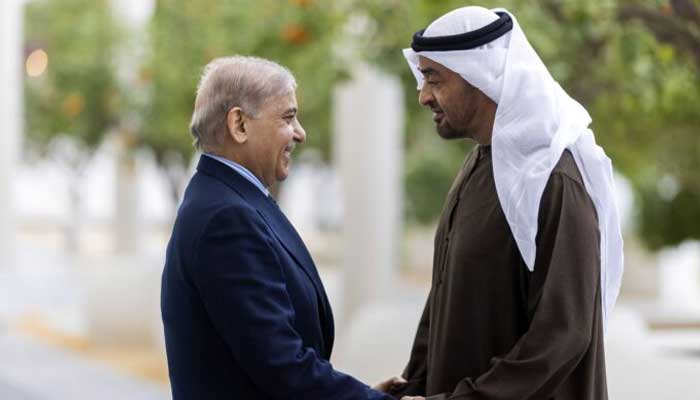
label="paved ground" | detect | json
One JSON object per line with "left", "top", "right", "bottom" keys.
{"left": 0, "top": 243, "right": 169, "bottom": 400}
{"left": 0, "top": 380, "right": 39, "bottom": 400}
{"left": 0, "top": 332, "right": 169, "bottom": 400}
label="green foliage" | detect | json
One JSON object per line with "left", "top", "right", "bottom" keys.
{"left": 638, "top": 185, "right": 700, "bottom": 249}
{"left": 24, "top": 0, "right": 122, "bottom": 152}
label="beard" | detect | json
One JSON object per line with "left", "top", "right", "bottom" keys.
{"left": 428, "top": 98, "right": 469, "bottom": 140}
{"left": 436, "top": 114, "right": 468, "bottom": 140}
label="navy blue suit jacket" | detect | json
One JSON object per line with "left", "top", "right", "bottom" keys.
{"left": 161, "top": 155, "right": 393, "bottom": 399}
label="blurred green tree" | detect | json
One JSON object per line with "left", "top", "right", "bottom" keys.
{"left": 24, "top": 0, "right": 122, "bottom": 152}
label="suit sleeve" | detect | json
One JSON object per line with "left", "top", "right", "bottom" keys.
{"left": 428, "top": 172, "right": 602, "bottom": 400}
{"left": 191, "top": 205, "right": 393, "bottom": 400}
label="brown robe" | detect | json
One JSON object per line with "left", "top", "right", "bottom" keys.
{"left": 395, "top": 145, "right": 607, "bottom": 400}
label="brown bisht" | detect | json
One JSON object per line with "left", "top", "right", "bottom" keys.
{"left": 393, "top": 145, "right": 607, "bottom": 400}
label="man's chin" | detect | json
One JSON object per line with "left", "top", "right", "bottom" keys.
{"left": 436, "top": 125, "right": 464, "bottom": 140}
{"left": 276, "top": 169, "right": 290, "bottom": 182}
{"left": 276, "top": 157, "right": 292, "bottom": 181}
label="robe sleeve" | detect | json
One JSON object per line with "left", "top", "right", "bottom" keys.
{"left": 428, "top": 171, "right": 602, "bottom": 400}
{"left": 393, "top": 295, "right": 432, "bottom": 397}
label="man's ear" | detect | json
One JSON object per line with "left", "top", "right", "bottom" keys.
{"left": 227, "top": 107, "right": 248, "bottom": 144}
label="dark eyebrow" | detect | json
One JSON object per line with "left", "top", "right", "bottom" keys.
{"left": 283, "top": 107, "right": 297, "bottom": 115}
{"left": 418, "top": 67, "right": 438, "bottom": 77}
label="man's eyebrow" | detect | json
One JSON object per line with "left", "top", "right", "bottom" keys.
{"left": 282, "top": 107, "right": 297, "bottom": 115}
{"left": 418, "top": 67, "right": 438, "bottom": 76}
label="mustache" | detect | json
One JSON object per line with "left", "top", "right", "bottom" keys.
{"left": 427, "top": 101, "right": 443, "bottom": 113}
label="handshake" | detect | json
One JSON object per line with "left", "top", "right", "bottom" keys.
{"left": 373, "top": 376, "right": 424, "bottom": 400}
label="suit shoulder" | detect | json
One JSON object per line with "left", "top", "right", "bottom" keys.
{"left": 174, "top": 173, "right": 260, "bottom": 243}
{"left": 188, "top": 171, "right": 245, "bottom": 202}
{"left": 208, "top": 202, "right": 262, "bottom": 227}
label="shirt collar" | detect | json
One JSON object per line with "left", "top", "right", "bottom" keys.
{"left": 203, "top": 153, "right": 270, "bottom": 196}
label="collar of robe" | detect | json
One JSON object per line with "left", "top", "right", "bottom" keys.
{"left": 410, "top": 12, "right": 512, "bottom": 52}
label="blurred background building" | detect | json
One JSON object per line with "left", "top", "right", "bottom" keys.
{"left": 1, "top": 0, "right": 699, "bottom": 398}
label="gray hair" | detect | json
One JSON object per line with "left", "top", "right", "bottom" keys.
{"left": 190, "top": 55, "right": 297, "bottom": 151}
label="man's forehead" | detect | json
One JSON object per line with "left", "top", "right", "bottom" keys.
{"left": 416, "top": 55, "right": 474, "bottom": 90}
{"left": 267, "top": 91, "right": 297, "bottom": 113}
{"left": 417, "top": 56, "right": 450, "bottom": 75}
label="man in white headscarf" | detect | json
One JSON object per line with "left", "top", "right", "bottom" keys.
{"left": 393, "top": 6, "right": 623, "bottom": 400}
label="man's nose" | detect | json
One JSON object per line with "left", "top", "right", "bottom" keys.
{"left": 294, "top": 121, "right": 306, "bottom": 143}
{"left": 418, "top": 85, "right": 433, "bottom": 107}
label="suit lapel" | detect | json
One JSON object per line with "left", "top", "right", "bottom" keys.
{"left": 254, "top": 199, "right": 335, "bottom": 356}
{"left": 255, "top": 200, "right": 326, "bottom": 297}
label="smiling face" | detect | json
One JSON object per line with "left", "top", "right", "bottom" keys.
{"left": 417, "top": 56, "right": 496, "bottom": 143}
{"left": 243, "top": 91, "right": 306, "bottom": 187}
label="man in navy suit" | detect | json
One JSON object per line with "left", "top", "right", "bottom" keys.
{"left": 161, "top": 56, "right": 403, "bottom": 399}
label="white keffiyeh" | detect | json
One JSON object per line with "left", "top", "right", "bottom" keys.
{"left": 403, "top": 6, "right": 624, "bottom": 329}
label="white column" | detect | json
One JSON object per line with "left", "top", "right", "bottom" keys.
{"left": 334, "top": 64, "right": 404, "bottom": 322}
{"left": 109, "top": 0, "right": 155, "bottom": 254}
{"left": 114, "top": 134, "right": 140, "bottom": 253}
{"left": 658, "top": 241, "right": 700, "bottom": 313}
{"left": 0, "top": 0, "right": 24, "bottom": 265}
